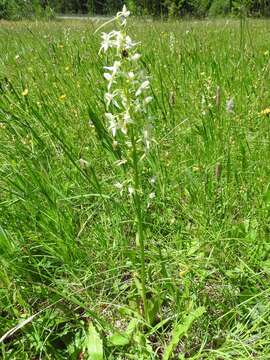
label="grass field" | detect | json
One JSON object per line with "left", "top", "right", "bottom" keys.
{"left": 0, "top": 16, "right": 270, "bottom": 359}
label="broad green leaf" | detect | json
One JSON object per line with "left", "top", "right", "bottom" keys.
{"left": 108, "top": 332, "right": 130, "bottom": 347}
{"left": 162, "top": 307, "right": 205, "bottom": 360}
{"left": 85, "top": 322, "right": 103, "bottom": 360}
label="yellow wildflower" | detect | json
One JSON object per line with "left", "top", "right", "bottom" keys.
{"left": 192, "top": 166, "right": 200, "bottom": 172}
{"left": 260, "top": 108, "right": 270, "bottom": 116}
{"left": 59, "top": 94, "right": 66, "bottom": 101}
{"left": 22, "top": 88, "right": 29, "bottom": 96}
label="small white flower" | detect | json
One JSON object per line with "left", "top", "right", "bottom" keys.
{"left": 117, "top": 5, "right": 130, "bottom": 26}
{"left": 128, "top": 186, "right": 135, "bottom": 195}
{"left": 130, "top": 53, "right": 141, "bottom": 61}
{"left": 123, "top": 111, "right": 133, "bottom": 125}
{"left": 104, "top": 72, "right": 113, "bottom": 81}
{"left": 115, "top": 182, "right": 123, "bottom": 189}
{"left": 149, "top": 192, "right": 155, "bottom": 199}
{"left": 104, "top": 61, "right": 121, "bottom": 75}
{"left": 125, "top": 35, "right": 138, "bottom": 49}
{"left": 127, "top": 72, "right": 135, "bottom": 80}
{"left": 149, "top": 176, "right": 156, "bottom": 185}
{"left": 79, "top": 158, "right": 89, "bottom": 168}
{"left": 88, "top": 119, "right": 95, "bottom": 128}
{"left": 135, "top": 80, "right": 150, "bottom": 97}
{"left": 125, "top": 141, "right": 132, "bottom": 148}
{"left": 105, "top": 112, "right": 118, "bottom": 137}
{"left": 119, "top": 111, "right": 133, "bottom": 135}
{"left": 105, "top": 91, "right": 119, "bottom": 108}
{"left": 114, "top": 31, "right": 125, "bottom": 50}
{"left": 226, "top": 98, "right": 234, "bottom": 113}
{"left": 144, "top": 96, "right": 153, "bottom": 105}
{"left": 104, "top": 61, "right": 121, "bottom": 89}
{"left": 99, "top": 32, "right": 114, "bottom": 53}
{"left": 114, "top": 182, "right": 124, "bottom": 195}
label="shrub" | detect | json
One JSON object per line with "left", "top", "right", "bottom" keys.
{"left": 189, "top": 0, "right": 212, "bottom": 17}
{"left": 0, "top": 0, "right": 54, "bottom": 20}
{"left": 208, "top": 0, "right": 231, "bottom": 17}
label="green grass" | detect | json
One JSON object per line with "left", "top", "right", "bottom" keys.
{"left": 0, "top": 17, "right": 270, "bottom": 359}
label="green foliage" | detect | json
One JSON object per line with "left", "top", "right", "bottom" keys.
{"left": 85, "top": 323, "right": 103, "bottom": 359}
{"left": 0, "top": 0, "right": 54, "bottom": 20}
{"left": 0, "top": 0, "right": 269, "bottom": 19}
{"left": 162, "top": 0, "right": 184, "bottom": 17}
{"left": 189, "top": 0, "right": 212, "bottom": 17}
{"left": 208, "top": 0, "right": 231, "bottom": 17}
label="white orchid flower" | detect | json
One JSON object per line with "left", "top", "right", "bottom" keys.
{"left": 135, "top": 80, "right": 150, "bottom": 97}
{"left": 105, "top": 91, "right": 120, "bottom": 108}
{"left": 117, "top": 5, "right": 130, "bottom": 26}
{"left": 105, "top": 112, "right": 118, "bottom": 137}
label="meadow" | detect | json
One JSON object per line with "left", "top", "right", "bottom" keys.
{"left": 0, "top": 15, "right": 270, "bottom": 359}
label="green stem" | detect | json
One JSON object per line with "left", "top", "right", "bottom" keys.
{"left": 130, "top": 129, "right": 148, "bottom": 322}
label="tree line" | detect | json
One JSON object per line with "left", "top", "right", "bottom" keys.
{"left": 0, "top": 0, "right": 269, "bottom": 20}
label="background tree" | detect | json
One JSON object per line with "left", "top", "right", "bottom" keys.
{"left": 0, "top": 0, "right": 269, "bottom": 19}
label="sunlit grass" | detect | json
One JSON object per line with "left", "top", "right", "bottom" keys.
{"left": 0, "top": 17, "right": 270, "bottom": 359}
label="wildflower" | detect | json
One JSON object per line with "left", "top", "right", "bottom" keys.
{"left": 116, "top": 4, "right": 130, "bottom": 26}
{"left": 105, "top": 91, "right": 120, "bottom": 108}
{"left": 260, "top": 108, "right": 270, "bottom": 116}
{"left": 120, "top": 111, "right": 133, "bottom": 134}
{"left": 113, "top": 31, "right": 125, "bottom": 53}
{"left": 100, "top": 32, "right": 115, "bottom": 53}
{"left": 130, "top": 53, "right": 141, "bottom": 61}
{"left": 105, "top": 112, "right": 118, "bottom": 137}
{"left": 135, "top": 80, "right": 150, "bottom": 97}
{"left": 99, "top": 4, "right": 155, "bottom": 216}
{"left": 22, "top": 88, "right": 29, "bottom": 96}
{"left": 226, "top": 98, "right": 234, "bottom": 113}
{"left": 149, "top": 176, "right": 156, "bottom": 185}
{"left": 127, "top": 72, "right": 135, "bottom": 80}
{"left": 59, "top": 94, "right": 66, "bottom": 100}
{"left": 79, "top": 158, "right": 89, "bottom": 168}
{"left": 104, "top": 61, "right": 121, "bottom": 75}
{"left": 104, "top": 61, "right": 121, "bottom": 89}
{"left": 125, "top": 36, "right": 138, "bottom": 49}
{"left": 114, "top": 182, "right": 124, "bottom": 195}
{"left": 144, "top": 96, "right": 153, "bottom": 105}
{"left": 88, "top": 119, "right": 95, "bottom": 128}
{"left": 128, "top": 186, "right": 135, "bottom": 195}
{"left": 149, "top": 192, "right": 155, "bottom": 199}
